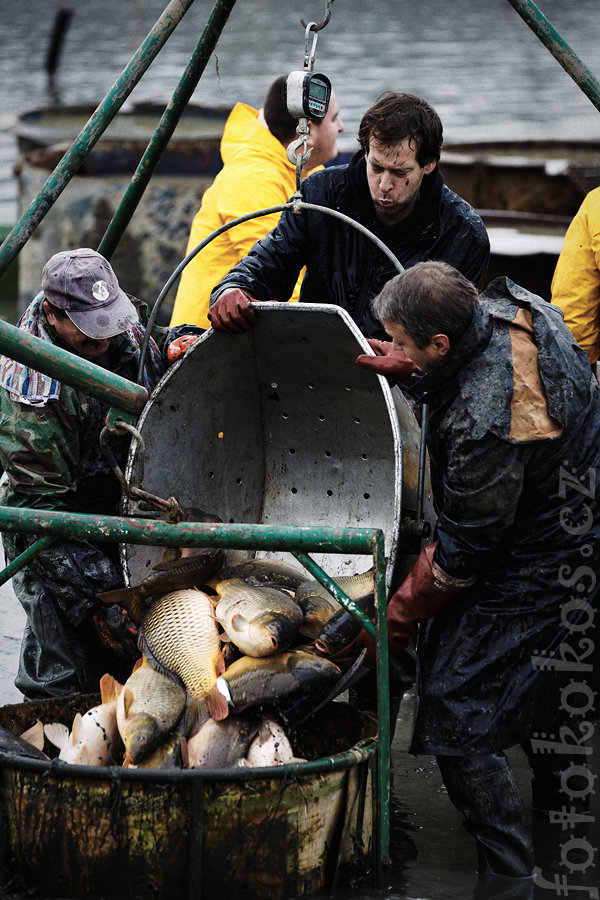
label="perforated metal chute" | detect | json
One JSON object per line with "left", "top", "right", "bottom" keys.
{"left": 121, "top": 304, "right": 435, "bottom": 589}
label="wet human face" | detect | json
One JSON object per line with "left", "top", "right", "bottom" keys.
{"left": 44, "top": 302, "right": 111, "bottom": 359}
{"left": 306, "top": 92, "right": 344, "bottom": 169}
{"left": 384, "top": 319, "right": 448, "bottom": 373}
{"left": 365, "top": 138, "right": 436, "bottom": 225}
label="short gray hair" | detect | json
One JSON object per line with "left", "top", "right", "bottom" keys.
{"left": 372, "top": 261, "right": 478, "bottom": 348}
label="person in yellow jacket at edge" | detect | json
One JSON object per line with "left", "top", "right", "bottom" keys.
{"left": 551, "top": 185, "right": 600, "bottom": 371}
{"left": 169, "top": 76, "right": 344, "bottom": 328}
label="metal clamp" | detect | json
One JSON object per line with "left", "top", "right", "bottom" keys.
{"left": 99, "top": 419, "right": 184, "bottom": 520}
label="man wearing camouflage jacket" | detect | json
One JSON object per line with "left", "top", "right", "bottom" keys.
{"left": 0, "top": 248, "right": 201, "bottom": 699}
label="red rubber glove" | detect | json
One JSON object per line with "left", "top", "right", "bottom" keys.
{"left": 207, "top": 288, "right": 256, "bottom": 333}
{"left": 90, "top": 604, "right": 140, "bottom": 661}
{"left": 167, "top": 334, "right": 200, "bottom": 362}
{"left": 356, "top": 339, "right": 420, "bottom": 387}
{"left": 356, "top": 543, "right": 467, "bottom": 668}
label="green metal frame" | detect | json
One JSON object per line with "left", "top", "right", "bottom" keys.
{"left": 0, "top": 505, "right": 391, "bottom": 884}
{"left": 0, "top": 0, "right": 599, "bottom": 890}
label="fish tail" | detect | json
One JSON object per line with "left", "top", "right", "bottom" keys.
{"left": 21, "top": 720, "right": 45, "bottom": 752}
{"left": 97, "top": 587, "right": 144, "bottom": 627}
{"left": 43, "top": 722, "right": 69, "bottom": 751}
{"left": 204, "top": 684, "right": 230, "bottom": 722}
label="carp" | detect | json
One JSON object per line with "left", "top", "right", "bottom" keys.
{"left": 98, "top": 547, "right": 225, "bottom": 626}
{"left": 296, "top": 568, "right": 375, "bottom": 638}
{"left": 123, "top": 730, "right": 182, "bottom": 769}
{"left": 0, "top": 723, "right": 49, "bottom": 761}
{"left": 183, "top": 714, "right": 259, "bottom": 769}
{"left": 244, "top": 717, "right": 305, "bottom": 767}
{"left": 140, "top": 588, "right": 229, "bottom": 720}
{"left": 214, "top": 578, "right": 303, "bottom": 657}
{"left": 44, "top": 673, "right": 123, "bottom": 766}
{"left": 220, "top": 650, "right": 341, "bottom": 713}
{"left": 116, "top": 654, "right": 187, "bottom": 765}
{"left": 220, "top": 558, "right": 307, "bottom": 591}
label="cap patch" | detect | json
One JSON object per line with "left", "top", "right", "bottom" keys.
{"left": 92, "top": 280, "right": 110, "bottom": 302}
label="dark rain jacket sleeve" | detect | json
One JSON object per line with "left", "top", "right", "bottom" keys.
{"left": 209, "top": 202, "right": 308, "bottom": 305}
{"left": 432, "top": 419, "right": 526, "bottom": 580}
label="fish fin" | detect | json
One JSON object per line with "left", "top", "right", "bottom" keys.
{"left": 205, "top": 684, "right": 229, "bottom": 722}
{"left": 180, "top": 735, "right": 189, "bottom": 768}
{"left": 215, "top": 648, "right": 226, "bottom": 677}
{"left": 229, "top": 613, "right": 247, "bottom": 633}
{"left": 99, "top": 672, "right": 122, "bottom": 705}
{"left": 71, "top": 713, "right": 84, "bottom": 743}
{"left": 122, "top": 688, "right": 135, "bottom": 719}
{"left": 43, "top": 722, "right": 69, "bottom": 750}
{"left": 183, "top": 697, "right": 209, "bottom": 737}
{"left": 21, "top": 720, "right": 45, "bottom": 751}
{"left": 96, "top": 587, "right": 144, "bottom": 627}
{"left": 122, "top": 751, "right": 135, "bottom": 768}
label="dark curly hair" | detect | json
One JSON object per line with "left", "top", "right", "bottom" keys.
{"left": 358, "top": 92, "right": 443, "bottom": 166}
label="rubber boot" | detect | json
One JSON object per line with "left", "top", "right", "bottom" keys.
{"left": 437, "top": 753, "right": 534, "bottom": 878}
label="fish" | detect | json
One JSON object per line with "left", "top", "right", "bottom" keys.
{"left": 116, "top": 654, "right": 187, "bottom": 765}
{"left": 0, "top": 724, "right": 49, "bottom": 760}
{"left": 219, "top": 558, "right": 307, "bottom": 591}
{"left": 296, "top": 569, "right": 375, "bottom": 638}
{"left": 244, "top": 718, "right": 305, "bottom": 767}
{"left": 214, "top": 578, "right": 303, "bottom": 657}
{"left": 97, "top": 548, "right": 225, "bottom": 626}
{"left": 44, "top": 673, "right": 123, "bottom": 766}
{"left": 139, "top": 588, "right": 229, "bottom": 720}
{"left": 123, "top": 730, "right": 182, "bottom": 769}
{"left": 182, "top": 714, "right": 259, "bottom": 769}
{"left": 220, "top": 650, "right": 341, "bottom": 713}
{"left": 97, "top": 507, "right": 227, "bottom": 625}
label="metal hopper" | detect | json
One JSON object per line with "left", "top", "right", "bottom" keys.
{"left": 121, "top": 303, "right": 434, "bottom": 590}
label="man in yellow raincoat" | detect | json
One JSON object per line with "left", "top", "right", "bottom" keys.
{"left": 169, "top": 76, "right": 344, "bottom": 328}
{"left": 551, "top": 185, "right": 600, "bottom": 368}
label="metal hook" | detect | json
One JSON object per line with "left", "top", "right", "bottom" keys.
{"left": 303, "top": 23, "right": 319, "bottom": 70}
{"left": 301, "top": 0, "right": 334, "bottom": 32}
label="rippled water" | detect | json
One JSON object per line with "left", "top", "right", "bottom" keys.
{"left": 1, "top": 0, "right": 600, "bottom": 226}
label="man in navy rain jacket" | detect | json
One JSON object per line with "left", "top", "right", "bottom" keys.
{"left": 207, "top": 92, "right": 489, "bottom": 338}
{"left": 357, "top": 261, "right": 600, "bottom": 897}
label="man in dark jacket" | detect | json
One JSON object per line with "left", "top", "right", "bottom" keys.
{"left": 206, "top": 92, "right": 490, "bottom": 337}
{"left": 357, "top": 261, "right": 600, "bottom": 896}
{"left": 0, "top": 248, "right": 201, "bottom": 699}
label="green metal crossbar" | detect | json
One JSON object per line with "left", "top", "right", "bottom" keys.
{"left": 506, "top": 0, "right": 600, "bottom": 112}
{"left": 0, "top": 506, "right": 391, "bottom": 884}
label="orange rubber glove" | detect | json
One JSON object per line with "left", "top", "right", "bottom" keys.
{"left": 357, "top": 543, "right": 468, "bottom": 667}
{"left": 207, "top": 288, "right": 256, "bottom": 333}
{"left": 356, "top": 339, "right": 420, "bottom": 387}
{"left": 167, "top": 334, "right": 200, "bottom": 362}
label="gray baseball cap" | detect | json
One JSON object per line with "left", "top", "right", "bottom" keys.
{"left": 42, "top": 248, "right": 138, "bottom": 339}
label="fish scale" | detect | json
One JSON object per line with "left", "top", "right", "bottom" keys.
{"left": 140, "top": 588, "right": 228, "bottom": 720}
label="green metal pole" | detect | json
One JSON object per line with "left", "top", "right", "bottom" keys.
{"left": 0, "top": 319, "right": 148, "bottom": 417}
{"left": 0, "top": 506, "right": 382, "bottom": 556}
{"left": 373, "top": 529, "right": 390, "bottom": 881}
{"left": 292, "top": 551, "right": 375, "bottom": 635}
{"left": 98, "top": 0, "right": 238, "bottom": 261}
{"left": 0, "top": 0, "right": 196, "bottom": 278}
{"left": 0, "top": 537, "right": 55, "bottom": 587}
{"left": 505, "top": 0, "right": 600, "bottom": 112}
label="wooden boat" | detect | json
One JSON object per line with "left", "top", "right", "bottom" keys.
{"left": 440, "top": 139, "right": 600, "bottom": 217}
